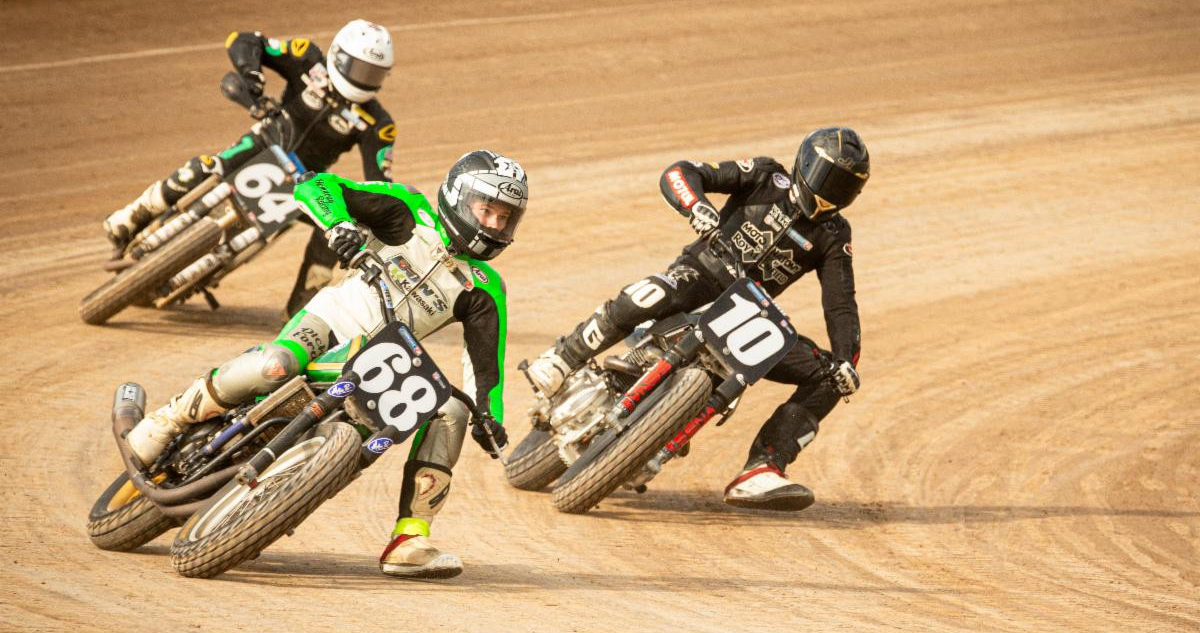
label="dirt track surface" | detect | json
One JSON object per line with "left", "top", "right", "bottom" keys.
{"left": 1, "top": 1, "right": 1198, "bottom": 631}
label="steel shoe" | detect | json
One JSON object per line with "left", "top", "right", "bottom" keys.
{"left": 723, "top": 463, "right": 815, "bottom": 511}
{"left": 379, "top": 534, "right": 463, "bottom": 579}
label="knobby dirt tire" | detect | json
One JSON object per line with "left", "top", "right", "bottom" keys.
{"left": 87, "top": 472, "right": 176, "bottom": 552}
{"left": 551, "top": 368, "right": 710, "bottom": 514}
{"left": 504, "top": 428, "right": 567, "bottom": 491}
{"left": 79, "top": 217, "right": 222, "bottom": 325}
{"left": 169, "top": 422, "right": 361, "bottom": 578}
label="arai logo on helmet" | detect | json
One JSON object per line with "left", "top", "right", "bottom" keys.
{"left": 772, "top": 173, "right": 790, "bottom": 189}
{"left": 367, "top": 437, "right": 394, "bottom": 453}
{"left": 471, "top": 266, "right": 490, "bottom": 284}
{"left": 498, "top": 181, "right": 524, "bottom": 199}
{"left": 327, "top": 381, "right": 356, "bottom": 398}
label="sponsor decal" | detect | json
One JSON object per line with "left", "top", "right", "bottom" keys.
{"left": 328, "top": 114, "right": 352, "bottom": 135}
{"left": 225, "top": 32, "right": 239, "bottom": 49}
{"left": 772, "top": 173, "right": 790, "bottom": 189}
{"left": 378, "top": 123, "right": 397, "bottom": 143}
{"left": 327, "top": 381, "right": 356, "bottom": 398}
{"left": 398, "top": 326, "right": 422, "bottom": 355}
{"left": 266, "top": 38, "right": 284, "bottom": 55}
{"left": 263, "top": 357, "right": 288, "bottom": 378}
{"left": 667, "top": 265, "right": 701, "bottom": 285}
{"left": 417, "top": 208, "right": 435, "bottom": 227}
{"left": 300, "top": 87, "right": 322, "bottom": 110}
{"left": 290, "top": 38, "right": 310, "bottom": 57}
{"left": 736, "top": 158, "right": 755, "bottom": 173}
{"left": 665, "top": 167, "right": 698, "bottom": 209}
{"left": 367, "top": 436, "right": 394, "bottom": 453}
{"left": 471, "top": 266, "right": 490, "bottom": 285}
{"left": 688, "top": 161, "right": 705, "bottom": 168}
{"left": 498, "top": 181, "right": 524, "bottom": 200}
{"left": 843, "top": 242, "right": 854, "bottom": 257}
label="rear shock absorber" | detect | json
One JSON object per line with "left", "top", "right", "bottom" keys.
{"left": 164, "top": 224, "right": 262, "bottom": 292}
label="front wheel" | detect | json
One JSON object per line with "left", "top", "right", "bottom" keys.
{"left": 170, "top": 421, "right": 361, "bottom": 578}
{"left": 504, "top": 428, "right": 567, "bottom": 491}
{"left": 551, "top": 368, "right": 711, "bottom": 514}
{"left": 87, "top": 472, "right": 176, "bottom": 551}
{"left": 79, "top": 217, "right": 223, "bottom": 325}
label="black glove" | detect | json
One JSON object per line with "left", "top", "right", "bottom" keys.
{"left": 471, "top": 414, "right": 509, "bottom": 459}
{"left": 325, "top": 221, "right": 364, "bottom": 266}
{"left": 829, "top": 360, "right": 860, "bottom": 396}
{"left": 242, "top": 69, "right": 265, "bottom": 99}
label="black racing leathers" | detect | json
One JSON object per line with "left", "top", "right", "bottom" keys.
{"left": 554, "top": 156, "right": 862, "bottom": 470}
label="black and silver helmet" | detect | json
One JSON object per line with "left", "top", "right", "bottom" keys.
{"left": 437, "top": 150, "right": 529, "bottom": 261}
{"left": 790, "top": 127, "right": 870, "bottom": 220}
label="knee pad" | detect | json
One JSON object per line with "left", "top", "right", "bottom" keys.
{"left": 164, "top": 154, "right": 224, "bottom": 198}
{"left": 211, "top": 344, "right": 301, "bottom": 404}
{"left": 410, "top": 399, "right": 470, "bottom": 470}
{"left": 397, "top": 460, "right": 453, "bottom": 523}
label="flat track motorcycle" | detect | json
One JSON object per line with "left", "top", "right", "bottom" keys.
{"left": 79, "top": 72, "right": 315, "bottom": 325}
{"left": 507, "top": 231, "right": 823, "bottom": 514}
{"left": 87, "top": 246, "right": 503, "bottom": 578}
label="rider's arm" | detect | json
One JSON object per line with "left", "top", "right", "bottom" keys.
{"left": 815, "top": 217, "right": 862, "bottom": 367}
{"left": 658, "top": 157, "right": 785, "bottom": 225}
{"left": 357, "top": 102, "right": 397, "bottom": 182}
{"left": 226, "top": 31, "right": 322, "bottom": 87}
{"left": 293, "top": 174, "right": 417, "bottom": 246}
{"left": 454, "top": 266, "right": 507, "bottom": 423}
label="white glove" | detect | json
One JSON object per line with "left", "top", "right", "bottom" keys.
{"left": 688, "top": 202, "right": 720, "bottom": 234}
{"left": 830, "top": 360, "right": 860, "bottom": 396}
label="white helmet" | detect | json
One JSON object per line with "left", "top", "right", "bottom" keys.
{"left": 327, "top": 19, "right": 393, "bottom": 103}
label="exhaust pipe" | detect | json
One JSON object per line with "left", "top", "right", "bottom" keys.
{"left": 109, "top": 382, "right": 238, "bottom": 510}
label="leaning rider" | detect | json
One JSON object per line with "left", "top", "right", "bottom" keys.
{"left": 124, "top": 150, "right": 527, "bottom": 578}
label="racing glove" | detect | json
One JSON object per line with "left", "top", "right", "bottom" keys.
{"left": 471, "top": 413, "right": 509, "bottom": 459}
{"left": 829, "top": 360, "right": 861, "bottom": 396}
{"left": 688, "top": 201, "right": 720, "bottom": 234}
{"left": 326, "top": 221, "right": 364, "bottom": 266}
{"left": 242, "top": 69, "right": 266, "bottom": 99}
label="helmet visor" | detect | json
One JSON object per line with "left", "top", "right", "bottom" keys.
{"left": 332, "top": 48, "right": 390, "bottom": 91}
{"left": 797, "top": 154, "right": 868, "bottom": 209}
{"left": 460, "top": 189, "right": 525, "bottom": 244}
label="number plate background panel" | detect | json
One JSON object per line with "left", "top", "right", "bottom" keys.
{"left": 346, "top": 322, "right": 452, "bottom": 440}
{"left": 697, "top": 278, "right": 799, "bottom": 384}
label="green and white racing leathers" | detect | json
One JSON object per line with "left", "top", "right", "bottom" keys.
{"left": 126, "top": 173, "right": 508, "bottom": 540}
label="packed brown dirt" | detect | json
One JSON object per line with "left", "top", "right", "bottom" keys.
{"left": 1, "top": 1, "right": 1197, "bottom": 631}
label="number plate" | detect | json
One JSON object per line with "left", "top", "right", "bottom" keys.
{"left": 697, "top": 278, "right": 799, "bottom": 384}
{"left": 226, "top": 146, "right": 304, "bottom": 237}
{"left": 346, "top": 322, "right": 451, "bottom": 441}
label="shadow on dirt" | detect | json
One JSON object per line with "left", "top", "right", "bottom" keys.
{"left": 201, "top": 550, "right": 958, "bottom": 596}
{"left": 95, "top": 304, "right": 285, "bottom": 338}
{"left": 575, "top": 489, "right": 1200, "bottom": 527}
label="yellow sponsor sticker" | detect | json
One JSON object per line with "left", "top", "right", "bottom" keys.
{"left": 225, "top": 31, "right": 238, "bottom": 49}
{"left": 378, "top": 123, "right": 397, "bottom": 143}
{"left": 291, "top": 38, "right": 310, "bottom": 57}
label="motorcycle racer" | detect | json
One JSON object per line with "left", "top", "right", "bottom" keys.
{"left": 103, "top": 19, "right": 398, "bottom": 316}
{"left": 123, "top": 150, "right": 528, "bottom": 578}
{"left": 526, "top": 128, "right": 869, "bottom": 511}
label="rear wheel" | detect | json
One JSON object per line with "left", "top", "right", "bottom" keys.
{"left": 551, "top": 368, "right": 710, "bottom": 514}
{"left": 504, "top": 428, "right": 567, "bottom": 491}
{"left": 79, "top": 217, "right": 223, "bottom": 325}
{"left": 170, "top": 422, "right": 361, "bottom": 578}
{"left": 87, "top": 473, "right": 175, "bottom": 551}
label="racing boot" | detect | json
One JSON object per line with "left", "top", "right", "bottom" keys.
{"left": 103, "top": 181, "right": 169, "bottom": 253}
{"left": 723, "top": 459, "right": 815, "bottom": 512}
{"left": 379, "top": 518, "right": 462, "bottom": 579}
{"left": 525, "top": 347, "right": 574, "bottom": 397}
{"left": 124, "top": 373, "right": 230, "bottom": 466}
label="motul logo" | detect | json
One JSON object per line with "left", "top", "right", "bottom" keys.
{"left": 665, "top": 168, "right": 697, "bottom": 209}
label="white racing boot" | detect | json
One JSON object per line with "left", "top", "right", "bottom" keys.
{"left": 103, "top": 181, "right": 168, "bottom": 251}
{"left": 125, "top": 374, "right": 229, "bottom": 466}
{"left": 524, "top": 348, "right": 573, "bottom": 397}
{"left": 723, "top": 462, "right": 815, "bottom": 512}
{"left": 380, "top": 518, "right": 462, "bottom": 579}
